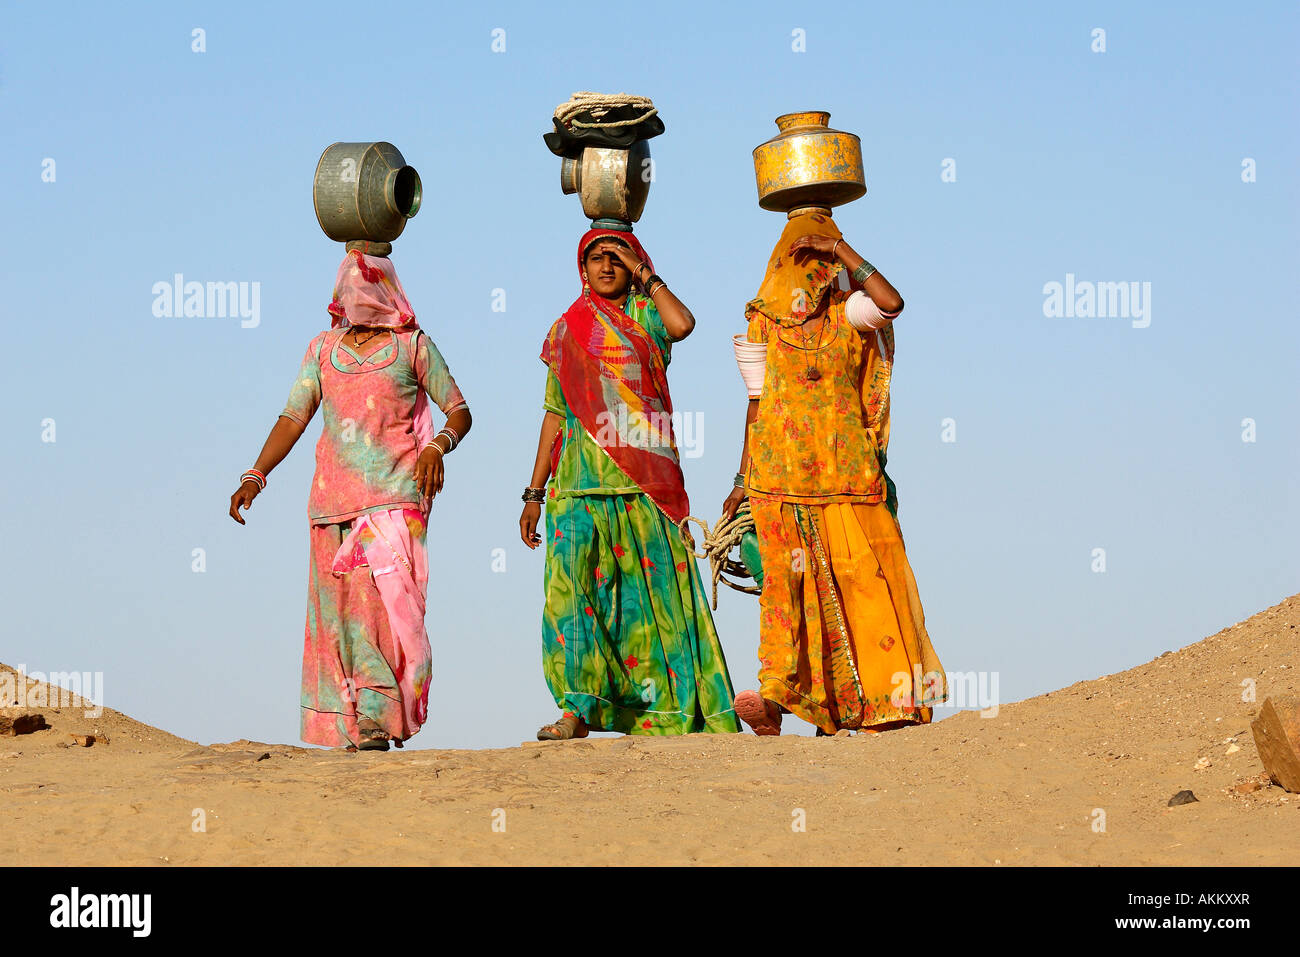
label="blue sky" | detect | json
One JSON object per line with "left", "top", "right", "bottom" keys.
{"left": 2, "top": 1, "right": 1296, "bottom": 748}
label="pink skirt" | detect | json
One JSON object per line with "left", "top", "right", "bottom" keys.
{"left": 299, "top": 508, "right": 431, "bottom": 748}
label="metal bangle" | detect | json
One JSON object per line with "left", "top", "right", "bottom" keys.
{"left": 733, "top": 471, "right": 746, "bottom": 489}
{"left": 852, "top": 260, "right": 877, "bottom": 284}
{"left": 831, "top": 239, "right": 842, "bottom": 260}
{"left": 521, "top": 486, "right": 546, "bottom": 503}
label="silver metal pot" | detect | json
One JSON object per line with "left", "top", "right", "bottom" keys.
{"left": 560, "top": 142, "right": 651, "bottom": 226}
{"left": 314, "top": 142, "right": 422, "bottom": 244}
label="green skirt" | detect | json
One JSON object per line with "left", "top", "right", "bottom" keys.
{"left": 542, "top": 492, "right": 740, "bottom": 734}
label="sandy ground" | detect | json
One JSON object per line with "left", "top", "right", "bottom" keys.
{"left": 2, "top": 594, "right": 1297, "bottom": 866}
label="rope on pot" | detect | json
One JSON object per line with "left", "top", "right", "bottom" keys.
{"left": 554, "top": 92, "right": 658, "bottom": 129}
{"left": 678, "top": 500, "right": 762, "bottom": 610}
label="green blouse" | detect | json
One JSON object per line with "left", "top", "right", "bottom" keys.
{"left": 544, "top": 294, "right": 673, "bottom": 499}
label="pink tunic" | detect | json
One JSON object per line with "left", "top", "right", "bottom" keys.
{"left": 281, "top": 328, "right": 466, "bottom": 524}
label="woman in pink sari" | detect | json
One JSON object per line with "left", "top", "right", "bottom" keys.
{"left": 229, "top": 249, "right": 471, "bottom": 751}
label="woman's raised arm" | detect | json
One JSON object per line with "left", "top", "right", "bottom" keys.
{"left": 788, "top": 235, "right": 904, "bottom": 315}
{"left": 604, "top": 241, "right": 696, "bottom": 340}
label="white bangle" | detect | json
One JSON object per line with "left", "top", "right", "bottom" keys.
{"left": 844, "top": 290, "right": 898, "bottom": 331}
{"left": 733, "top": 334, "right": 767, "bottom": 397}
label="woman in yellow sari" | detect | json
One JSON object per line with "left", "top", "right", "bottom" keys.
{"left": 722, "top": 209, "right": 947, "bottom": 735}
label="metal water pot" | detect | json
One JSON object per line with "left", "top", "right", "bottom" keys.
{"left": 313, "top": 142, "right": 422, "bottom": 245}
{"left": 560, "top": 141, "right": 651, "bottom": 227}
{"left": 753, "top": 112, "right": 866, "bottom": 213}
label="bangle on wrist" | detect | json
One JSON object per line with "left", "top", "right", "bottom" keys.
{"left": 733, "top": 471, "right": 746, "bottom": 489}
{"left": 241, "top": 468, "right": 266, "bottom": 491}
{"left": 426, "top": 425, "right": 459, "bottom": 457}
{"left": 522, "top": 486, "right": 547, "bottom": 503}
{"left": 852, "top": 260, "right": 877, "bottom": 284}
{"left": 831, "top": 239, "right": 842, "bottom": 260}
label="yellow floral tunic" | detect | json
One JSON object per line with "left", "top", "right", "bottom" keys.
{"left": 745, "top": 288, "right": 894, "bottom": 508}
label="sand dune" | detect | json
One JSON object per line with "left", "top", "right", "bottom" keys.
{"left": 3, "top": 594, "right": 1297, "bottom": 866}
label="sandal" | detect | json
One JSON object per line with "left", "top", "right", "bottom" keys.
{"left": 734, "top": 690, "right": 782, "bottom": 736}
{"left": 357, "top": 718, "right": 391, "bottom": 752}
{"left": 536, "top": 712, "right": 589, "bottom": 741}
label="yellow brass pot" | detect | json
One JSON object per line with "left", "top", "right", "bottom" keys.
{"left": 752, "top": 111, "right": 865, "bottom": 213}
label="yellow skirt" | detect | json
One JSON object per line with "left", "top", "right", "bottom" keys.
{"left": 749, "top": 497, "right": 948, "bottom": 733}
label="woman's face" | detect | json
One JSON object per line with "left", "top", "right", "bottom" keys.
{"left": 584, "top": 243, "right": 631, "bottom": 299}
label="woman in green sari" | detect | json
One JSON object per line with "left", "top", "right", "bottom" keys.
{"left": 519, "top": 228, "right": 740, "bottom": 740}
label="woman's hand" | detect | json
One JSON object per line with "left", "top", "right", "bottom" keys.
{"left": 416, "top": 445, "right": 445, "bottom": 499}
{"left": 229, "top": 415, "right": 307, "bottom": 525}
{"left": 788, "top": 234, "right": 840, "bottom": 259}
{"left": 520, "top": 502, "right": 543, "bottom": 549}
{"left": 602, "top": 241, "right": 695, "bottom": 338}
{"left": 721, "top": 486, "right": 746, "bottom": 523}
{"left": 228, "top": 480, "right": 260, "bottom": 525}
{"left": 597, "top": 241, "right": 651, "bottom": 284}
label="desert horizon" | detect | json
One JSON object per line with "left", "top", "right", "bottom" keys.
{"left": 3, "top": 591, "right": 1295, "bottom": 867}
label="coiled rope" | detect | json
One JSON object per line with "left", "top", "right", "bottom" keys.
{"left": 679, "top": 500, "right": 761, "bottom": 610}
{"left": 553, "top": 91, "right": 658, "bottom": 130}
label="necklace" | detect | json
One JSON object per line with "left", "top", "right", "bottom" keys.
{"left": 798, "top": 311, "right": 827, "bottom": 381}
{"left": 350, "top": 327, "right": 384, "bottom": 349}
